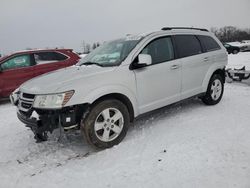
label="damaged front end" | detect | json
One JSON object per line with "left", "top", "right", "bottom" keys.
{"left": 11, "top": 91, "right": 88, "bottom": 142}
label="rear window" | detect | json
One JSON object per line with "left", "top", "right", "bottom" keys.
{"left": 33, "top": 52, "right": 68, "bottom": 65}
{"left": 197, "top": 35, "right": 221, "bottom": 52}
{"left": 174, "top": 35, "right": 202, "bottom": 58}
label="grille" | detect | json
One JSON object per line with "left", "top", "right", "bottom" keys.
{"left": 22, "top": 93, "right": 35, "bottom": 99}
{"left": 21, "top": 102, "right": 32, "bottom": 109}
{"left": 18, "top": 92, "right": 35, "bottom": 112}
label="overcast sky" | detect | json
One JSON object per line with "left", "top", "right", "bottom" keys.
{"left": 0, "top": 0, "right": 249, "bottom": 54}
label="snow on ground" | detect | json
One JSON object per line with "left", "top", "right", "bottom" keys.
{"left": 0, "top": 53, "right": 250, "bottom": 188}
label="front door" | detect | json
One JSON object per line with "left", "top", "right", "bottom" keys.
{"left": 0, "top": 54, "right": 34, "bottom": 97}
{"left": 133, "top": 36, "right": 181, "bottom": 114}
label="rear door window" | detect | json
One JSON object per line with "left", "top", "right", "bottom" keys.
{"left": 140, "top": 37, "right": 174, "bottom": 64}
{"left": 197, "top": 35, "right": 221, "bottom": 52}
{"left": 173, "top": 35, "right": 202, "bottom": 58}
{"left": 33, "top": 52, "right": 68, "bottom": 65}
{"left": 1, "top": 55, "right": 31, "bottom": 71}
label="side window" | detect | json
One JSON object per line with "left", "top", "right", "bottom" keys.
{"left": 174, "top": 35, "right": 202, "bottom": 58}
{"left": 34, "top": 52, "right": 68, "bottom": 65}
{"left": 198, "top": 35, "right": 221, "bottom": 52}
{"left": 140, "top": 37, "right": 174, "bottom": 64}
{"left": 1, "top": 55, "right": 31, "bottom": 71}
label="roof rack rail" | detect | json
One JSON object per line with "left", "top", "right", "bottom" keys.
{"left": 161, "top": 27, "right": 209, "bottom": 32}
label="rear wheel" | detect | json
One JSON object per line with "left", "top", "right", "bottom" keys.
{"left": 81, "top": 99, "right": 130, "bottom": 149}
{"left": 201, "top": 74, "right": 224, "bottom": 105}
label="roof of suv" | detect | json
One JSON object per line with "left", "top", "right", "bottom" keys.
{"left": 161, "top": 27, "right": 208, "bottom": 32}
{"left": 157, "top": 27, "right": 210, "bottom": 35}
{"left": 131, "top": 27, "right": 212, "bottom": 42}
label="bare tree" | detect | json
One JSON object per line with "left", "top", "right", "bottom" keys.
{"left": 211, "top": 26, "right": 250, "bottom": 42}
{"left": 92, "top": 43, "right": 97, "bottom": 50}
{"left": 85, "top": 44, "right": 91, "bottom": 54}
{"left": 82, "top": 40, "right": 87, "bottom": 53}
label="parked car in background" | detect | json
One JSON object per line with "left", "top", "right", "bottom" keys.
{"left": 0, "top": 49, "right": 80, "bottom": 98}
{"left": 240, "top": 41, "right": 250, "bottom": 51}
{"left": 223, "top": 43, "right": 240, "bottom": 54}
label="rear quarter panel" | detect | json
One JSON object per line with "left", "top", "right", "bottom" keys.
{"left": 202, "top": 49, "right": 228, "bottom": 92}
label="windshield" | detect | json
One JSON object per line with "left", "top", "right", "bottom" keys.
{"left": 78, "top": 36, "right": 142, "bottom": 67}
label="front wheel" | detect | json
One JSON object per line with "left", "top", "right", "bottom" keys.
{"left": 81, "top": 99, "right": 130, "bottom": 149}
{"left": 201, "top": 74, "right": 224, "bottom": 105}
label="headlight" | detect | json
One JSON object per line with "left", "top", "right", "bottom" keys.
{"left": 33, "top": 90, "right": 74, "bottom": 109}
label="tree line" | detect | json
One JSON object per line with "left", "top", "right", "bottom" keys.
{"left": 80, "top": 26, "right": 250, "bottom": 54}
{"left": 210, "top": 26, "right": 250, "bottom": 43}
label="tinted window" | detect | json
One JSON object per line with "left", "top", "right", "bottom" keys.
{"left": 34, "top": 52, "right": 67, "bottom": 65}
{"left": 198, "top": 35, "right": 221, "bottom": 52}
{"left": 141, "top": 37, "right": 174, "bottom": 64}
{"left": 1, "top": 55, "right": 31, "bottom": 71}
{"left": 174, "top": 35, "right": 202, "bottom": 58}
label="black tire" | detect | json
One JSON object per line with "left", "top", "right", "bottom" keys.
{"left": 201, "top": 74, "right": 224, "bottom": 105}
{"left": 34, "top": 132, "right": 48, "bottom": 143}
{"left": 232, "top": 49, "right": 239, "bottom": 54}
{"left": 81, "top": 99, "right": 130, "bottom": 149}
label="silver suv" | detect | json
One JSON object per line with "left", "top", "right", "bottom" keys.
{"left": 11, "top": 27, "right": 228, "bottom": 149}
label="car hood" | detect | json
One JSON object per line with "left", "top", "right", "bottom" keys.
{"left": 20, "top": 65, "right": 116, "bottom": 94}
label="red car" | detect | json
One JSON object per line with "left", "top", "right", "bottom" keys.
{"left": 0, "top": 49, "right": 80, "bottom": 98}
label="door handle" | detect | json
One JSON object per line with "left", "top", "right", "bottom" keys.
{"left": 204, "top": 57, "right": 209, "bottom": 62}
{"left": 170, "top": 64, "right": 180, "bottom": 70}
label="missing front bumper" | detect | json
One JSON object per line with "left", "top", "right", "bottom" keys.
{"left": 17, "top": 110, "right": 59, "bottom": 134}
{"left": 16, "top": 103, "right": 88, "bottom": 141}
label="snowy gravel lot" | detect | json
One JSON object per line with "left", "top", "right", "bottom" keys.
{"left": 0, "top": 53, "right": 250, "bottom": 188}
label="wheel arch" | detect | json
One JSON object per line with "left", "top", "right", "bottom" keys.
{"left": 202, "top": 66, "right": 225, "bottom": 92}
{"left": 213, "top": 69, "right": 225, "bottom": 83}
{"left": 91, "top": 93, "right": 135, "bottom": 122}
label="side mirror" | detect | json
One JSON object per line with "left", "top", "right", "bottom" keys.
{"left": 130, "top": 54, "right": 152, "bottom": 70}
{"left": 138, "top": 54, "right": 152, "bottom": 66}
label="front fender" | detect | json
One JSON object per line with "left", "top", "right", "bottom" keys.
{"left": 67, "top": 84, "right": 139, "bottom": 117}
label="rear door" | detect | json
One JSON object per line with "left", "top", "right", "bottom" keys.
{"left": 0, "top": 54, "right": 34, "bottom": 97}
{"left": 32, "top": 51, "right": 69, "bottom": 77}
{"left": 173, "top": 35, "right": 210, "bottom": 99}
{"left": 197, "top": 35, "right": 222, "bottom": 65}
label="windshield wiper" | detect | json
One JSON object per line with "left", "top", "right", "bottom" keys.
{"left": 81, "top": 61, "right": 103, "bottom": 67}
